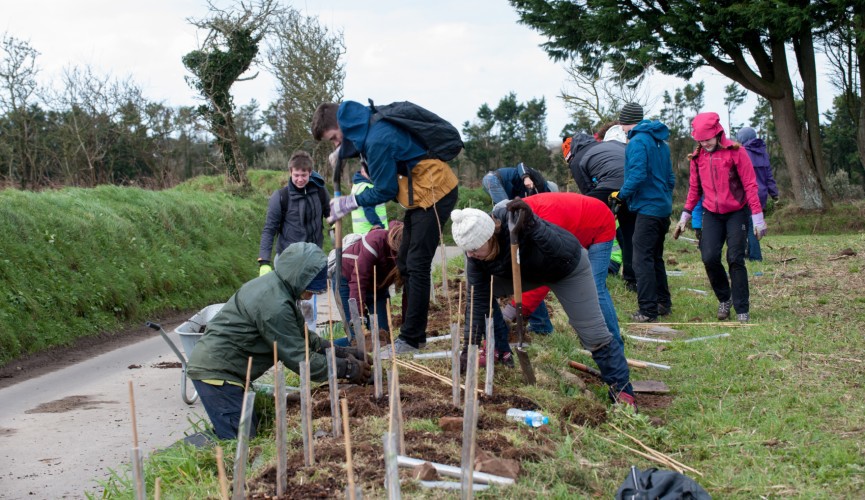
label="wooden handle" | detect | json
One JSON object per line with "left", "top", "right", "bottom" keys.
{"left": 510, "top": 244, "right": 522, "bottom": 301}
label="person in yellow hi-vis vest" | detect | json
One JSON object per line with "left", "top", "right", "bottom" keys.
{"left": 349, "top": 166, "right": 388, "bottom": 234}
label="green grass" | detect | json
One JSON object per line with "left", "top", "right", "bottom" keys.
{"left": 5, "top": 176, "right": 865, "bottom": 496}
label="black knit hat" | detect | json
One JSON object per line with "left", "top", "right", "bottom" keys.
{"left": 618, "top": 102, "right": 644, "bottom": 125}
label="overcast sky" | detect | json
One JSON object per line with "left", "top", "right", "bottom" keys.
{"left": 4, "top": 0, "right": 835, "bottom": 143}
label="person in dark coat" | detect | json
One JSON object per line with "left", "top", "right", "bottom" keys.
{"left": 481, "top": 163, "right": 557, "bottom": 205}
{"left": 450, "top": 203, "right": 635, "bottom": 408}
{"left": 736, "top": 126, "right": 778, "bottom": 262}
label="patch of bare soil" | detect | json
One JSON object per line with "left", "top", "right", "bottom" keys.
{"left": 0, "top": 309, "right": 198, "bottom": 389}
{"left": 560, "top": 398, "right": 608, "bottom": 427}
{"left": 152, "top": 361, "right": 182, "bottom": 369}
{"left": 24, "top": 395, "right": 118, "bottom": 414}
{"left": 635, "top": 394, "right": 674, "bottom": 411}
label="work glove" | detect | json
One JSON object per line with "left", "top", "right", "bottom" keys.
{"left": 506, "top": 197, "right": 533, "bottom": 234}
{"left": 752, "top": 213, "right": 768, "bottom": 240}
{"left": 327, "top": 194, "right": 358, "bottom": 224}
{"left": 319, "top": 339, "right": 373, "bottom": 365}
{"left": 502, "top": 302, "right": 518, "bottom": 322}
{"left": 672, "top": 212, "right": 691, "bottom": 240}
{"left": 258, "top": 260, "right": 273, "bottom": 276}
{"left": 608, "top": 191, "right": 623, "bottom": 215}
{"left": 771, "top": 194, "right": 779, "bottom": 202}
{"left": 336, "top": 354, "right": 372, "bottom": 385}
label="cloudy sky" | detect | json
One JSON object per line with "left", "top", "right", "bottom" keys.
{"left": 4, "top": 0, "right": 833, "bottom": 143}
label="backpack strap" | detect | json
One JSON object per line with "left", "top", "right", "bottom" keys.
{"left": 278, "top": 183, "right": 328, "bottom": 229}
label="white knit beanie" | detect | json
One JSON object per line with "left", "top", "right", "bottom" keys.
{"left": 451, "top": 208, "right": 495, "bottom": 251}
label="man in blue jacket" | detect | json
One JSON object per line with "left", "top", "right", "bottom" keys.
{"left": 312, "top": 101, "right": 459, "bottom": 356}
{"left": 617, "top": 103, "right": 676, "bottom": 322}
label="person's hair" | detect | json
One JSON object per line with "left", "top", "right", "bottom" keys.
{"left": 311, "top": 103, "right": 340, "bottom": 141}
{"left": 595, "top": 121, "right": 619, "bottom": 141}
{"left": 478, "top": 218, "right": 503, "bottom": 262}
{"left": 384, "top": 222, "right": 405, "bottom": 288}
{"left": 288, "top": 150, "right": 313, "bottom": 172}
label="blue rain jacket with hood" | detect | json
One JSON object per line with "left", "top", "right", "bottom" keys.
{"left": 619, "top": 120, "right": 675, "bottom": 217}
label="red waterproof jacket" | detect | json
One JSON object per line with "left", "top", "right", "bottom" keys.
{"left": 520, "top": 193, "right": 615, "bottom": 315}
{"left": 684, "top": 130, "right": 762, "bottom": 216}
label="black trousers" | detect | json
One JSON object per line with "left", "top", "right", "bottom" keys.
{"left": 397, "top": 186, "right": 458, "bottom": 347}
{"left": 632, "top": 213, "right": 671, "bottom": 317}
{"left": 701, "top": 207, "right": 750, "bottom": 313}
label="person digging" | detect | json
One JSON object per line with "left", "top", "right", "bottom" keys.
{"left": 187, "top": 242, "right": 373, "bottom": 440}
{"left": 451, "top": 201, "right": 636, "bottom": 408}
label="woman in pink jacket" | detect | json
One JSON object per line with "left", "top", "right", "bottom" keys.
{"left": 673, "top": 112, "right": 767, "bottom": 322}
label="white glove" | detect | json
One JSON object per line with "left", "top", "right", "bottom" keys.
{"left": 327, "top": 194, "right": 358, "bottom": 224}
{"left": 673, "top": 211, "right": 691, "bottom": 240}
{"left": 752, "top": 212, "right": 767, "bottom": 240}
{"left": 502, "top": 302, "right": 518, "bottom": 322}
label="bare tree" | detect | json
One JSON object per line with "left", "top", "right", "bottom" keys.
{"left": 183, "top": 0, "right": 282, "bottom": 187}
{"left": 560, "top": 61, "right": 652, "bottom": 131}
{"left": 0, "top": 33, "right": 41, "bottom": 187}
{"left": 265, "top": 8, "right": 345, "bottom": 175}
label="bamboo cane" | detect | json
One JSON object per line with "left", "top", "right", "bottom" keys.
{"left": 216, "top": 446, "right": 229, "bottom": 500}
{"left": 341, "top": 398, "right": 357, "bottom": 500}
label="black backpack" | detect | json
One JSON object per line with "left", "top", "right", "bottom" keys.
{"left": 368, "top": 99, "right": 464, "bottom": 162}
{"left": 615, "top": 467, "right": 711, "bottom": 500}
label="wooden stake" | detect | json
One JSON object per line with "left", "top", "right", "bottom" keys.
{"left": 341, "top": 398, "right": 357, "bottom": 500}
{"left": 244, "top": 356, "right": 253, "bottom": 393}
{"left": 215, "top": 446, "right": 229, "bottom": 500}
{"left": 326, "top": 347, "right": 342, "bottom": 438}
{"left": 154, "top": 478, "right": 161, "bottom": 500}
{"left": 460, "top": 345, "right": 480, "bottom": 499}
{"left": 127, "top": 381, "right": 146, "bottom": 500}
{"left": 274, "top": 343, "right": 287, "bottom": 495}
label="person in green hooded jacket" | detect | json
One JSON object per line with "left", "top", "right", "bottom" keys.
{"left": 187, "top": 242, "right": 373, "bottom": 440}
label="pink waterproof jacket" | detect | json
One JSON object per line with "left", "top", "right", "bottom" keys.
{"left": 684, "top": 134, "right": 762, "bottom": 216}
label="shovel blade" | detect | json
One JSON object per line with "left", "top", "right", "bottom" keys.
{"left": 515, "top": 347, "right": 536, "bottom": 385}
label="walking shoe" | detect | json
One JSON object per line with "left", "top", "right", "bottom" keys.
{"left": 717, "top": 299, "right": 733, "bottom": 320}
{"left": 496, "top": 350, "right": 515, "bottom": 368}
{"left": 630, "top": 311, "right": 657, "bottom": 323}
{"left": 614, "top": 391, "right": 638, "bottom": 411}
{"left": 625, "top": 281, "right": 638, "bottom": 293}
{"left": 657, "top": 304, "right": 672, "bottom": 317}
{"left": 737, "top": 312, "right": 750, "bottom": 323}
{"left": 380, "top": 338, "right": 419, "bottom": 359}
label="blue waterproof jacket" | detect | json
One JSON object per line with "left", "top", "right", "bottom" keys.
{"left": 619, "top": 120, "right": 675, "bottom": 217}
{"left": 337, "top": 101, "right": 427, "bottom": 207}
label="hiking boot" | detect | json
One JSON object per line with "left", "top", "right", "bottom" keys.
{"left": 496, "top": 350, "right": 515, "bottom": 368}
{"left": 380, "top": 338, "right": 419, "bottom": 359}
{"left": 737, "top": 312, "right": 750, "bottom": 323}
{"left": 657, "top": 304, "right": 672, "bottom": 317}
{"left": 631, "top": 311, "right": 657, "bottom": 323}
{"left": 625, "top": 281, "right": 638, "bottom": 293}
{"left": 614, "top": 391, "right": 638, "bottom": 411}
{"left": 717, "top": 299, "right": 733, "bottom": 320}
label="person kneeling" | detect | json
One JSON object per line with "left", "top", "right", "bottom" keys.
{"left": 187, "top": 242, "right": 373, "bottom": 440}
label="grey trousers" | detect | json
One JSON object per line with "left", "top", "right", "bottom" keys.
{"left": 495, "top": 247, "right": 613, "bottom": 351}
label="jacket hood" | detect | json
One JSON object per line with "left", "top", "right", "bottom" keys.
{"left": 630, "top": 119, "right": 670, "bottom": 141}
{"left": 736, "top": 126, "right": 757, "bottom": 144}
{"left": 274, "top": 242, "right": 327, "bottom": 297}
{"left": 742, "top": 137, "right": 767, "bottom": 151}
{"left": 309, "top": 171, "right": 325, "bottom": 188}
{"left": 337, "top": 101, "right": 372, "bottom": 152}
{"left": 603, "top": 125, "right": 628, "bottom": 144}
{"left": 569, "top": 133, "right": 597, "bottom": 160}
{"left": 352, "top": 171, "right": 370, "bottom": 184}
{"left": 691, "top": 112, "right": 726, "bottom": 142}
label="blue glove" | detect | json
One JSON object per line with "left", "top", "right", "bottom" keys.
{"left": 327, "top": 194, "right": 358, "bottom": 224}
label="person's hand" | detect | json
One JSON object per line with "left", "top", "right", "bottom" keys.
{"left": 506, "top": 197, "right": 533, "bottom": 234}
{"left": 335, "top": 345, "right": 372, "bottom": 365}
{"left": 337, "top": 354, "right": 372, "bottom": 385}
{"left": 752, "top": 213, "right": 767, "bottom": 240}
{"left": 672, "top": 212, "right": 691, "bottom": 240}
{"left": 771, "top": 195, "right": 779, "bottom": 202}
{"left": 327, "top": 194, "right": 358, "bottom": 224}
{"left": 258, "top": 260, "right": 272, "bottom": 276}
{"left": 608, "top": 191, "right": 623, "bottom": 214}
{"left": 522, "top": 176, "right": 535, "bottom": 191}
{"left": 502, "top": 302, "right": 518, "bottom": 322}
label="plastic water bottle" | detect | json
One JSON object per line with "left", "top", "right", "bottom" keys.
{"left": 505, "top": 408, "right": 549, "bottom": 427}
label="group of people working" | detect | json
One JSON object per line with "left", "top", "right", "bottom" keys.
{"left": 186, "top": 98, "right": 775, "bottom": 440}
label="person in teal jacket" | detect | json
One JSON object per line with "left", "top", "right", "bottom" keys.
{"left": 187, "top": 243, "right": 372, "bottom": 440}
{"left": 617, "top": 103, "right": 676, "bottom": 322}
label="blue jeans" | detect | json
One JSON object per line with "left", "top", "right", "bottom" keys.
{"left": 588, "top": 240, "right": 622, "bottom": 346}
{"left": 191, "top": 380, "right": 257, "bottom": 440}
{"left": 527, "top": 300, "right": 553, "bottom": 333}
{"left": 745, "top": 216, "right": 763, "bottom": 261}
{"left": 482, "top": 172, "right": 509, "bottom": 205}
{"left": 339, "top": 275, "right": 389, "bottom": 342}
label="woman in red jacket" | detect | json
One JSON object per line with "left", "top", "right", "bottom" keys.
{"left": 673, "top": 112, "right": 767, "bottom": 322}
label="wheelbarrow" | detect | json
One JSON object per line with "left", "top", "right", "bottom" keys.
{"left": 146, "top": 303, "right": 225, "bottom": 405}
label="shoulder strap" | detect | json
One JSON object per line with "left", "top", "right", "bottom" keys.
{"left": 278, "top": 186, "right": 289, "bottom": 229}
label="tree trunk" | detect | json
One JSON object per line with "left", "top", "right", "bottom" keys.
{"left": 856, "top": 9, "right": 865, "bottom": 177}
{"left": 794, "top": 27, "right": 831, "bottom": 209}
{"left": 769, "top": 94, "right": 826, "bottom": 209}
